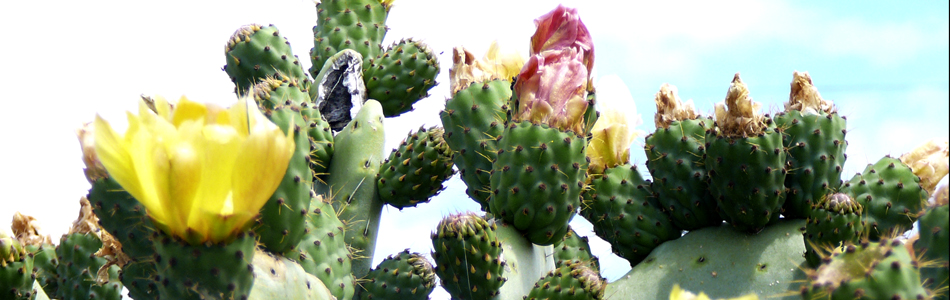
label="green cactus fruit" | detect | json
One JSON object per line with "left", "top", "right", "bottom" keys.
{"left": 1, "top": 231, "right": 34, "bottom": 300}
{"left": 312, "top": 49, "right": 368, "bottom": 131}
{"left": 774, "top": 71, "right": 848, "bottom": 220}
{"left": 706, "top": 74, "right": 786, "bottom": 233}
{"left": 377, "top": 126, "right": 455, "bottom": 209}
{"left": 363, "top": 38, "right": 440, "bottom": 117}
{"left": 645, "top": 117, "right": 720, "bottom": 231}
{"left": 251, "top": 86, "right": 314, "bottom": 254}
{"left": 582, "top": 87, "right": 599, "bottom": 135}
{"left": 431, "top": 212, "right": 507, "bottom": 299}
{"left": 359, "top": 249, "right": 436, "bottom": 300}
{"left": 304, "top": 106, "right": 334, "bottom": 188}
{"left": 553, "top": 227, "right": 600, "bottom": 272}
{"left": 705, "top": 118, "right": 786, "bottom": 233}
{"left": 310, "top": 0, "right": 391, "bottom": 78}
{"left": 55, "top": 232, "right": 122, "bottom": 300}
{"left": 288, "top": 195, "right": 355, "bottom": 300}
{"left": 328, "top": 99, "right": 386, "bottom": 280}
{"left": 801, "top": 238, "right": 930, "bottom": 300}
{"left": 605, "top": 220, "right": 807, "bottom": 300}
{"left": 10, "top": 212, "right": 60, "bottom": 298}
{"left": 839, "top": 156, "right": 929, "bottom": 240}
{"left": 803, "top": 193, "right": 866, "bottom": 268}
{"left": 88, "top": 176, "right": 159, "bottom": 299}
{"left": 581, "top": 164, "right": 681, "bottom": 267}
{"left": 774, "top": 110, "right": 847, "bottom": 220}
{"left": 248, "top": 249, "right": 337, "bottom": 300}
{"left": 489, "top": 121, "right": 587, "bottom": 245}
{"left": 440, "top": 79, "right": 511, "bottom": 210}
{"left": 915, "top": 202, "right": 949, "bottom": 299}
{"left": 152, "top": 230, "right": 256, "bottom": 300}
{"left": 225, "top": 24, "right": 310, "bottom": 95}
{"left": 646, "top": 84, "right": 721, "bottom": 231}
{"left": 525, "top": 261, "right": 606, "bottom": 300}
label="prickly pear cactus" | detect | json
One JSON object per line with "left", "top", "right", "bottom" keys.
{"left": 310, "top": 0, "right": 391, "bottom": 78}
{"left": 1, "top": 230, "right": 33, "bottom": 300}
{"left": 553, "top": 227, "right": 600, "bottom": 272}
{"left": 839, "top": 156, "right": 928, "bottom": 239}
{"left": 431, "top": 212, "right": 507, "bottom": 299}
{"left": 525, "top": 261, "right": 606, "bottom": 300}
{"left": 803, "top": 193, "right": 865, "bottom": 268}
{"left": 377, "top": 126, "right": 455, "bottom": 209}
{"left": 287, "top": 195, "right": 355, "bottom": 300}
{"left": 364, "top": 38, "right": 440, "bottom": 117}
{"left": 359, "top": 249, "right": 436, "bottom": 300}
{"left": 915, "top": 193, "right": 949, "bottom": 300}
{"left": 225, "top": 24, "right": 310, "bottom": 95}
{"left": 800, "top": 238, "right": 931, "bottom": 300}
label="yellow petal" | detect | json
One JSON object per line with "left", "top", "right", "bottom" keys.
{"left": 172, "top": 97, "right": 209, "bottom": 127}
{"left": 93, "top": 115, "right": 163, "bottom": 220}
{"left": 230, "top": 122, "right": 295, "bottom": 218}
{"left": 187, "top": 124, "right": 242, "bottom": 236}
{"left": 127, "top": 120, "right": 175, "bottom": 234}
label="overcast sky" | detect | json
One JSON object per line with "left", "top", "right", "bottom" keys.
{"left": 2, "top": 0, "right": 948, "bottom": 299}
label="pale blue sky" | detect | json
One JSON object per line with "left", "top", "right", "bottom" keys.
{"left": 1, "top": 1, "right": 947, "bottom": 299}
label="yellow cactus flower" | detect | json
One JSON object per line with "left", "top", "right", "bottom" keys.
{"left": 899, "top": 138, "right": 949, "bottom": 195}
{"left": 448, "top": 41, "right": 524, "bottom": 95}
{"left": 587, "top": 75, "right": 644, "bottom": 174}
{"left": 669, "top": 284, "right": 759, "bottom": 300}
{"left": 94, "top": 95, "right": 295, "bottom": 245}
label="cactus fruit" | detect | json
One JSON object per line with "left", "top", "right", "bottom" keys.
{"left": 327, "top": 99, "right": 386, "bottom": 280}
{"left": 358, "top": 249, "right": 436, "bottom": 300}
{"left": 803, "top": 193, "right": 866, "bottom": 268}
{"left": 1, "top": 230, "right": 33, "bottom": 300}
{"left": 251, "top": 78, "right": 315, "bottom": 254}
{"left": 605, "top": 220, "right": 806, "bottom": 300}
{"left": 441, "top": 44, "right": 517, "bottom": 210}
{"left": 489, "top": 121, "right": 588, "bottom": 245}
{"left": 840, "top": 156, "right": 930, "bottom": 240}
{"left": 431, "top": 212, "right": 507, "bottom": 299}
{"left": 915, "top": 193, "right": 949, "bottom": 300}
{"left": 55, "top": 199, "right": 123, "bottom": 300}
{"left": 800, "top": 238, "right": 931, "bottom": 300}
{"left": 225, "top": 24, "right": 310, "bottom": 95}
{"left": 645, "top": 84, "right": 721, "bottom": 231}
{"left": 364, "top": 38, "right": 440, "bottom": 117}
{"left": 377, "top": 126, "right": 455, "bottom": 209}
{"left": 310, "top": 0, "right": 391, "bottom": 79}
{"left": 773, "top": 71, "right": 847, "bottom": 219}
{"left": 705, "top": 74, "right": 786, "bottom": 233}
{"left": 288, "top": 195, "right": 355, "bottom": 300}
{"left": 524, "top": 261, "right": 606, "bottom": 300}
{"left": 581, "top": 165, "right": 681, "bottom": 267}
{"left": 11, "top": 213, "right": 60, "bottom": 298}
{"left": 553, "top": 227, "right": 600, "bottom": 272}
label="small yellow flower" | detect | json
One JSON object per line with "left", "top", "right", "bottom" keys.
{"left": 448, "top": 41, "right": 524, "bottom": 95}
{"left": 94, "top": 96, "right": 295, "bottom": 245}
{"left": 587, "top": 75, "right": 643, "bottom": 174}
{"left": 669, "top": 284, "right": 759, "bottom": 300}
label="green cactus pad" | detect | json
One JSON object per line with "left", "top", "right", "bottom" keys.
{"left": 440, "top": 79, "right": 511, "bottom": 210}
{"left": 252, "top": 104, "right": 313, "bottom": 254}
{"left": 225, "top": 24, "right": 310, "bottom": 95}
{"left": 310, "top": 0, "right": 390, "bottom": 78}
{"left": 774, "top": 110, "right": 847, "bottom": 219}
{"left": 328, "top": 99, "right": 386, "bottom": 280}
{"left": 801, "top": 238, "right": 930, "bottom": 300}
{"left": 364, "top": 38, "right": 440, "bottom": 117}
{"left": 525, "top": 261, "right": 606, "bottom": 300}
{"left": 88, "top": 176, "right": 159, "bottom": 299}
{"left": 377, "top": 126, "right": 455, "bottom": 209}
{"left": 55, "top": 232, "right": 122, "bottom": 300}
{"left": 915, "top": 203, "right": 949, "bottom": 299}
{"left": 840, "top": 156, "right": 929, "bottom": 240}
{"left": 705, "top": 120, "right": 786, "bottom": 233}
{"left": 553, "top": 227, "right": 600, "bottom": 272}
{"left": 645, "top": 117, "right": 721, "bottom": 231}
{"left": 152, "top": 231, "right": 256, "bottom": 300}
{"left": 581, "top": 164, "right": 681, "bottom": 268}
{"left": 803, "top": 193, "right": 866, "bottom": 268}
{"left": 359, "top": 249, "right": 436, "bottom": 300}
{"left": 489, "top": 121, "right": 587, "bottom": 246}
{"left": 248, "top": 249, "right": 336, "bottom": 300}
{"left": 25, "top": 244, "right": 59, "bottom": 298}
{"left": 1, "top": 232, "right": 33, "bottom": 300}
{"left": 605, "top": 220, "right": 807, "bottom": 300}
{"left": 288, "top": 195, "right": 355, "bottom": 300}
{"left": 431, "top": 212, "right": 507, "bottom": 299}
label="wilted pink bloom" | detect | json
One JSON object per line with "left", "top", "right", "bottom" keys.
{"left": 513, "top": 48, "right": 589, "bottom": 134}
{"left": 530, "top": 4, "right": 594, "bottom": 74}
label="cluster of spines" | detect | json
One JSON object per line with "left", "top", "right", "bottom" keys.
{"left": 363, "top": 38, "right": 440, "bottom": 117}
{"left": 524, "top": 261, "right": 606, "bottom": 300}
{"left": 801, "top": 238, "right": 932, "bottom": 300}
{"left": 803, "top": 193, "right": 866, "bottom": 268}
{"left": 225, "top": 24, "right": 310, "bottom": 95}
{"left": 839, "top": 156, "right": 929, "bottom": 240}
